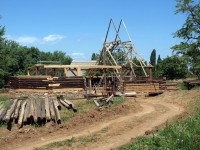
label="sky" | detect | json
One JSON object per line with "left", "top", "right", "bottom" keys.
{"left": 0, "top": 0, "right": 186, "bottom": 62}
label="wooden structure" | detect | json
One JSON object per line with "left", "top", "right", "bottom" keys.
{"left": 183, "top": 79, "right": 200, "bottom": 89}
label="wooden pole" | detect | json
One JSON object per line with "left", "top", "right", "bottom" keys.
{"left": 53, "top": 100, "right": 61, "bottom": 124}
{"left": 44, "top": 96, "right": 51, "bottom": 121}
{"left": 4, "top": 99, "right": 18, "bottom": 122}
{"left": 18, "top": 101, "right": 27, "bottom": 128}
{"left": 14, "top": 100, "right": 22, "bottom": 120}
{"left": 49, "top": 98, "right": 55, "bottom": 120}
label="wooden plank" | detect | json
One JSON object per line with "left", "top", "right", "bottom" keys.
{"left": 1, "top": 100, "right": 14, "bottom": 121}
{"left": 94, "top": 100, "right": 100, "bottom": 107}
{"left": 23, "top": 100, "right": 30, "bottom": 123}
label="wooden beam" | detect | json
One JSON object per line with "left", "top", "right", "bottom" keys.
{"left": 43, "top": 65, "right": 121, "bottom": 69}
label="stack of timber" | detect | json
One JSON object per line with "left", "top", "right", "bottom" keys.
{"left": 123, "top": 82, "right": 161, "bottom": 93}
{"left": 9, "top": 76, "right": 85, "bottom": 90}
{"left": 0, "top": 94, "right": 77, "bottom": 128}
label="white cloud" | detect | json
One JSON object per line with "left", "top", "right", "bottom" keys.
{"left": 71, "top": 52, "right": 84, "bottom": 56}
{"left": 5, "top": 34, "right": 65, "bottom": 45}
{"left": 16, "top": 36, "right": 38, "bottom": 44}
{"left": 70, "top": 52, "right": 86, "bottom": 60}
{"left": 43, "top": 34, "right": 65, "bottom": 42}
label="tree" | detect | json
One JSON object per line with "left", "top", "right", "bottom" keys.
{"left": 91, "top": 53, "right": 99, "bottom": 60}
{"left": 172, "top": 0, "right": 200, "bottom": 77}
{"left": 155, "top": 56, "right": 188, "bottom": 80}
{"left": 149, "top": 49, "right": 156, "bottom": 77}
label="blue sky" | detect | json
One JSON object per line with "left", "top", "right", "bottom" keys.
{"left": 0, "top": 0, "right": 186, "bottom": 62}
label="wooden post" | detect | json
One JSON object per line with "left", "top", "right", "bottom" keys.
{"left": 76, "top": 67, "right": 81, "bottom": 76}
{"left": 89, "top": 77, "right": 92, "bottom": 95}
{"left": 44, "top": 96, "right": 51, "bottom": 121}
{"left": 4, "top": 99, "right": 18, "bottom": 122}
{"left": 64, "top": 68, "right": 68, "bottom": 77}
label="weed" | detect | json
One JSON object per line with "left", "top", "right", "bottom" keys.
{"left": 0, "top": 96, "right": 9, "bottom": 108}
{"left": 101, "top": 127, "right": 109, "bottom": 133}
{"left": 80, "top": 135, "right": 97, "bottom": 144}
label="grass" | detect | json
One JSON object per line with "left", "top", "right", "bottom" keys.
{"left": 0, "top": 96, "right": 10, "bottom": 108}
{"left": 118, "top": 92, "right": 200, "bottom": 150}
{"left": 60, "top": 100, "right": 96, "bottom": 122}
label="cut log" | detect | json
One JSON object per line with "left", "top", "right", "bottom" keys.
{"left": 23, "top": 99, "right": 30, "bottom": 123}
{"left": 14, "top": 100, "right": 22, "bottom": 120}
{"left": 53, "top": 100, "right": 61, "bottom": 124}
{"left": 63, "top": 99, "right": 77, "bottom": 112}
{"left": 94, "top": 100, "right": 100, "bottom": 107}
{"left": 41, "top": 99, "right": 46, "bottom": 120}
{"left": 44, "top": 96, "right": 51, "bottom": 120}
{"left": 0, "top": 100, "right": 14, "bottom": 121}
{"left": 4, "top": 99, "right": 18, "bottom": 122}
{"left": 49, "top": 98, "right": 55, "bottom": 120}
{"left": 53, "top": 99, "right": 61, "bottom": 110}
{"left": 28, "top": 98, "right": 34, "bottom": 121}
{"left": 18, "top": 101, "right": 27, "bottom": 128}
{"left": 59, "top": 99, "right": 70, "bottom": 108}
{"left": 33, "top": 99, "right": 38, "bottom": 122}
{"left": 36, "top": 99, "right": 42, "bottom": 121}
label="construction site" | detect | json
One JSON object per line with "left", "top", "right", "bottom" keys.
{"left": 0, "top": 19, "right": 199, "bottom": 150}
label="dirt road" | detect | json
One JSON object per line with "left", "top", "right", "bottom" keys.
{"left": 16, "top": 99, "right": 184, "bottom": 150}
{"left": 1, "top": 90, "right": 199, "bottom": 150}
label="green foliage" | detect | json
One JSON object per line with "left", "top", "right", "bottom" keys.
{"left": 0, "top": 96, "right": 9, "bottom": 108}
{"left": 150, "top": 49, "right": 156, "bottom": 67}
{"left": 91, "top": 53, "right": 99, "bottom": 60}
{"left": 0, "top": 19, "right": 72, "bottom": 88}
{"left": 172, "top": 0, "right": 200, "bottom": 78}
{"left": 119, "top": 95, "right": 200, "bottom": 150}
{"left": 155, "top": 55, "right": 188, "bottom": 79}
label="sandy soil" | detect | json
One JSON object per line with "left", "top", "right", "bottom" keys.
{"left": 0, "top": 90, "right": 199, "bottom": 150}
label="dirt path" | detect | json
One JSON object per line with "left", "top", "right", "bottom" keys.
{"left": 13, "top": 99, "right": 184, "bottom": 150}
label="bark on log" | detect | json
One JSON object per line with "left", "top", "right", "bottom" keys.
{"left": 49, "top": 98, "right": 55, "bottom": 120}
{"left": 41, "top": 99, "right": 46, "bottom": 120}
{"left": 53, "top": 99, "right": 61, "bottom": 110}
{"left": 23, "top": 99, "right": 30, "bottom": 123}
{"left": 28, "top": 98, "right": 34, "bottom": 120}
{"left": 53, "top": 100, "right": 61, "bottom": 124}
{"left": 0, "top": 100, "right": 14, "bottom": 121}
{"left": 36, "top": 99, "right": 42, "bottom": 121}
{"left": 18, "top": 101, "right": 27, "bottom": 128}
{"left": 4, "top": 99, "right": 18, "bottom": 122}
{"left": 33, "top": 99, "right": 38, "bottom": 122}
{"left": 14, "top": 100, "right": 22, "bottom": 120}
{"left": 59, "top": 99, "right": 70, "bottom": 108}
{"left": 63, "top": 99, "right": 77, "bottom": 112}
{"left": 44, "top": 96, "right": 51, "bottom": 120}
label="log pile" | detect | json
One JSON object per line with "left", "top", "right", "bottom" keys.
{"left": 9, "top": 76, "right": 85, "bottom": 90}
{"left": 0, "top": 94, "right": 77, "bottom": 128}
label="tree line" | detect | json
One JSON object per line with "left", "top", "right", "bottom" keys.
{"left": 0, "top": 25, "right": 72, "bottom": 88}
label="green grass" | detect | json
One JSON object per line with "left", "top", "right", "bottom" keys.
{"left": 0, "top": 96, "right": 10, "bottom": 108}
{"left": 112, "top": 97, "right": 124, "bottom": 107}
{"left": 118, "top": 95, "right": 200, "bottom": 150}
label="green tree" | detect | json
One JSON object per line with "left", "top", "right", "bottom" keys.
{"left": 91, "top": 53, "right": 99, "bottom": 60}
{"left": 149, "top": 49, "right": 156, "bottom": 76}
{"left": 172, "top": 0, "right": 200, "bottom": 77}
{"left": 156, "top": 56, "right": 188, "bottom": 80}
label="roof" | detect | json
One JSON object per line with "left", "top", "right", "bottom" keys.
{"left": 70, "top": 60, "right": 97, "bottom": 66}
